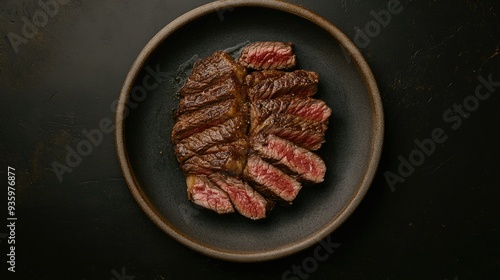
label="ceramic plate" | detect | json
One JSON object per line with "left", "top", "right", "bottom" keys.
{"left": 115, "top": 0, "right": 384, "bottom": 262}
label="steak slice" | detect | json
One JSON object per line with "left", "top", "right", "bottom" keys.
{"left": 180, "top": 51, "right": 247, "bottom": 96}
{"left": 181, "top": 140, "right": 248, "bottom": 176}
{"left": 172, "top": 99, "right": 239, "bottom": 142}
{"left": 251, "top": 134, "right": 326, "bottom": 184}
{"left": 250, "top": 96, "right": 332, "bottom": 130}
{"left": 174, "top": 117, "right": 247, "bottom": 162}
{"left": 186, "top": 175, "right": 234, "bottom": 214}
{"left": 176, "top": 76, "right": 243, "bottom": 116}
{"left": 285, "top": 97, "right": 331, "bottom": 122}
{"left": 251, "top": 113, "right": 327, "bottom": 151}
{"left": 209, "top": 173, "right": 269, "bottom": 220}
{"left": 244, "top": 155, "right": 302, "bottom": 203}
{"left": 246, "top": 70, "right": 319, "bottom": 101}
{"left": 237, "top": 42, "right": 296, "bottom": 70}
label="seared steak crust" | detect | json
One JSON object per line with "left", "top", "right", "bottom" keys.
{"left": 251, "top": 113, "right": 327, "bottom": 151}
{"left": 176, "top": 76, "right": 243, "bottom": 116}
{"left": 181, "top": 140, "right": 248, "bottom": 176}
{"left": 180, "top": 51, "right": 247, "bottom": 96}
{"left": 246, "top": 70, "right": 319, "bottom": 101}
{"left": 174, "top": 117, "right": 247, "bottom": 163}
{"left": 250, "top": 96, "right": 332, "bottom": 129}
{"left": 172, "top": 99, "right": 240, "bottom": 143}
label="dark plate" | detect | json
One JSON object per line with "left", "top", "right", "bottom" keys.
{"left": 115, "top": 0, "right": 384, "bottom": 262}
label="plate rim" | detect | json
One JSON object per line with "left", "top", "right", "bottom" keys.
{"left": 115, "top": 0, "right": 384, "bottom": 262}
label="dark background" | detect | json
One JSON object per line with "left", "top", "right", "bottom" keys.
{"left": 1, "top": 0, "right": 499, "bottom": 279}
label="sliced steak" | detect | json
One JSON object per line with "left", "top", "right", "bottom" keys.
{"left": 172, "top": 99, "right": 239, "bottom": 142}
{"left": 251, "top": 113, "right": 327, "bottom": 151}
{"left": 180, "top": 51, "right": 247, "bottom": 96}
{"left": 181, "top": 140, "right": 248, "bottom": 176}
{"left": 172, "top": 50, "right": 331, "bottom": 219}
{"left": 174, "top": 117, "right": 247, "bottom": 162}
{"left": 209, "top": 173, "right": 268, "bottom": 220}
{"left": 246, "top": 70, "right": 319, "bottom": 101}
{"left": 176, "top": 76, "right": 243, "bottom": 116}
{"left": 186, "top": 175, "right": 234, "bottom": 214}
{"left": 237, "top": 42, "right": 296, "bottom": 70}
{"left": 244, "top": 155, "right": 302, "bottom": 203}
{"left": 251, "top": 134, "right": 326, "bottom": 183}
{"left": 250, "top": 96, "right": 332, "bottom": 129}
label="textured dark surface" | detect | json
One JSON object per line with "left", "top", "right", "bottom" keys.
{"left": 0, "top": 0, "right": 499, "bottom": 279}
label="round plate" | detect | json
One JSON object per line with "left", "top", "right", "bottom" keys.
{"left": 115, "top": 0, "right": 384, "bottom": 262}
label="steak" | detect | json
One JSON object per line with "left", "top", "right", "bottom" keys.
{"left": 174, "top": 117, "right": 247, "bottom": 163}
{"left": 180, "top": 51, "right": 247, "bottom": 96}
{"left": 186, "top": 175, "right": 234, "bottom": 214}
{"left": 251, "top": 134, "right": 326, "bottom": 183}
{"left": 172, "top": 99, "right": 240, "bottom": 142}
{"left": 251, "top": 113, "right": 327, "bottom": 151}
{"left": 246, "top": 70, "right": 319, "bottom": 101}
{"left": 181, "top": 140, "right": 248, "bottom": 176}
{"left": 172, "top": 46, "right": 333, "bottom": 219}
{"left": 237, "top": 42, "right": 296, "bottom": 70}
{"left": 244, "top": 155, "right": 302, "bottom": 203}
{"left": 209, "top": 173, "right": 269, "bottom": 220}
{"left": 176, "top": 76, "right": 243, "bottom": 116}
{"left": 250, "top": 96, "right": 332, "bottom": 130}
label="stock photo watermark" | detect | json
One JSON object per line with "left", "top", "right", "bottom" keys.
{"left": 6, "top": 0, "right": 70, "bottom": 54}
{"left": 353, "top": 0, "right": 403, "bottom": 48}
{"left": 111, "top": 267, "right": 135, "bottom": 280}
{"left": 282, "top": 237, "right": 340, "bottom": 280}
{"left": 50, "top": 64, "right": 169, "bottom": 182}
{"left": 340, "top": 0, "right": 404, "bottom": 62}
{"left": 385, "top": 74, "right": 499, "bottom": 192}
{"left": 6, "top": 166, "right": 17, "bottom": 273}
